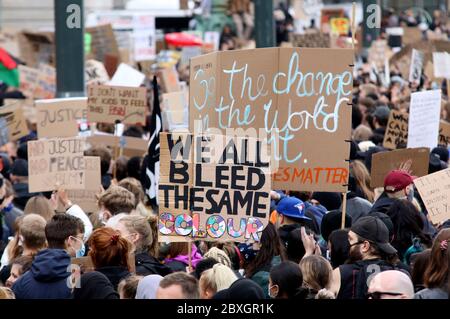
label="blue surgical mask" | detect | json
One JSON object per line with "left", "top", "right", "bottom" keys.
{"left": 76, "top": 243, "right": 86, "bottom": 258}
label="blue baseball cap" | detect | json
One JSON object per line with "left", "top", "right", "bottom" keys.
{"left": 276, "top": 196, "right": 310, "bottom": 220}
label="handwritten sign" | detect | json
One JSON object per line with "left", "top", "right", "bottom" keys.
{"left": 438, "top": 121, "right": 450, "bottom": 147}
{"left": 407, "top": 90, "right": 441, "bottom": 150}
{"left": 108, "top": 63, "right": 145, "bottom": 87}
{"left": 414, "top": 168, "right": 450, "bottom": 224}
{"left": 383, "top": 110, "right": 409, "bottom": 150}
{"left": 189, "top": 48, "right": 353, "bottom": 192}
{"left": 0, "top": 103, "right": 29, "bottom": 145}
{"left": 370, "top": 147, "right": 430, "bottom": 188}
{"left": 18, "top": 65, "right": 39, "bottom": 98}
{"left": 409, "top": 49, "right": 424, "bottom": 85}
{"left": 159, "top": 67, "right": 181, "bottom": 93}
{"left": 158, "top": 133, "right": 271, "bottom": 242}
{"left": 85, "top": 24, "right": 120, "bottom": 65}
{"left": 368, "top": 40, "right": 393, "bottom": 71}
{"left": 33, "top": 64, "right": 56, "bottom": 100}
{"left": 36, "top": 98, "right": 87, "bottom": 138}
{"left": 86, "top": 134, "right": 148, "bottom": 157}
{"left": 87, "top": 85, "right": 147, "bottom": 125}
{"left": 85, "top": 60, "right": 110, "bottom": 85}
{"left": 28, "top": 137, "right": 89, "bottom": 192}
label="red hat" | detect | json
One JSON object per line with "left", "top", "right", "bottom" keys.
{"left": 384, "top": 170, "right": 415, "bottom": 193}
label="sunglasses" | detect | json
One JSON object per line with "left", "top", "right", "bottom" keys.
{"left": 367, "top": 291, "right": 403, "bottom": 299}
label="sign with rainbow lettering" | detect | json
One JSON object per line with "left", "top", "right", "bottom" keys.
{"left": 158, "top": 133, "right": 271, "bottom": 243}
{"left": 189, "top": 48, "right": 353, "bottom": 192}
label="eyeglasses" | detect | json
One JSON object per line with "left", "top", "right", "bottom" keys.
{"left": 367, "top": 291, "right": 403, "bottom": 299}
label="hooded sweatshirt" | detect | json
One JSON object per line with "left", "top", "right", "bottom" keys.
{"left": 12, "top": 249, "right": 72, "bottom": 299}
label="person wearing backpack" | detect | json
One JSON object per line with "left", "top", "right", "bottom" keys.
{"left": 330, "top": 216, "right": 409, "bottom": 299}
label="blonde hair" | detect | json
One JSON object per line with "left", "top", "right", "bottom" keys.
{"left": 300, "top": 255, "right": 333, "bottom": 291}
{"left": 200, "top": 264, "right": 237, "bottom": 294}
{"left": 0, "top": 287, "right": 15, "bottom": 299}
{"left": 118, "top": 178, "right": 146, "bottom": 207}
{"left": 97, "top": 186, "right": 135, "bottom": 215}
{"left": 119, "top": 215, "right": 157, "bottom": 256}
{"left": 24, "top": 195, "right": 55, "bottom": 222}
{"left": 204, "top": 247, "right": 232, "bottom": 268}
{"left": 350, "top": 160, "right": 374, "bottom": 202}
{"left": 19, "top": 214, "right": 47, "bottom": 251}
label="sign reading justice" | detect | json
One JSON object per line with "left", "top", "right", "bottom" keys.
{"left": 189, "top": 48, "right": 353, "bottom": 192}
{"left": 158, "top": 132, "right": 271, "bottom": 242}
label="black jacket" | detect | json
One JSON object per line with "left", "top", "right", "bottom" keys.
{"left": 96, "top": 266, "right": 130, "bottom": 291}
{"left": 369, "top": 192, "right": 396, "bottom": 215}
{"left": 135, "top": 253, "right": 172, "bottom": 277}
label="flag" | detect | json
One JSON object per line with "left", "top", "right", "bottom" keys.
{"left": 0, "top": 48, "right": 19, "bottom": 87}
{"left": 142, "top": 76, "right": 161, "bottom": 206}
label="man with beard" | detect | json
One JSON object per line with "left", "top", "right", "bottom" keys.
{"left": 329, "top": 216, "right": 408, "bottom": 299}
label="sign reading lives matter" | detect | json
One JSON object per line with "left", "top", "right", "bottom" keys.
{"left": 87, "top": 85, "right": 147, "bottom": 125}
{"left": 189, "top": 48, "right": 353, "bottom": 192}
{"left": 414, "top": 168, "right": 450, "bottom": 224}
{"left": 158, "top": 133, "right": 271, "bottom": 243}
{"left": 27, "top": 137, "right": 93, "bottom": 192}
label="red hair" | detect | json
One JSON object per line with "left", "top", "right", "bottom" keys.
{"left": 88, "top": 227, "right": 131, "bottom": 270}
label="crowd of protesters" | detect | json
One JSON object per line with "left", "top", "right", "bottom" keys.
{"left": 1, "top": 5, "right": 450, "bottom": 300}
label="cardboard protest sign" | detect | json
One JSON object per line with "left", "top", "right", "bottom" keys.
{"left": 409, "top": 49, "right": 424, "bottom": 84}
{"left": 162, "top": 91, "right": 189, "bottom": 131}
{"left": 414, "top": 169, "right": 450, "bottom": 224}
{"left": 18, "top": 65, "right": 39, "bottom": 98}
{"left": 433, "top": 52, "right": 450, "bottom": 79}
{"left": 86, "top": 134, "right": 148, "bottom": 158}
{"left": 158, "top": 133, "right": 271, "bottom": 243}
{"left": 87, "top": 85, "right": 147, "bottom": 125}
{"left": 0, "top": 103, "right": 29, "bottom": 146}
{"left": 36, "top": 98, "right": 87, "bottom": 138}
{"left": 28, "top": 137, "right": 90, "bottom": 192}
{"left": 33, "top": 64, "right": 56, "bottom": 100}
{"left": 407, "top": 90, "right": 441, "bottom": 150}
{"left": 64, "top": 156, "right": 100, "bottom": 213}
{"left": 85, "top": 60, "right": 110, "bottom": 85}
{"left": 383, "top": 110, "right": 409, "bottom": 150}
{"left": 370, "top": 147, "right": 430, "bottom": 188}
{"left": 108, "top": 63, "right": 145, "bottom": 87}
{"left": 85, "top": 24, "right": 120, "bottom": 65}
{"left": 189, "top": 48, "right": 353, "bottom": 192}
{"left": 403, "top": 27, "right": 422, "bottom": 46}
{"left": 320, "top": 8, "right": 345, "bottom": 33}
{"left": 159, "top": 67, "right": 181, "bottom": 93}
{"left": 17, "top": 31, "right": 55, "bottom": 68}
{"left": 290, "top": 33, "right": 330, "bottom": 48}
{"left": 438, "top": 121, "right": 450, "bottom": 147}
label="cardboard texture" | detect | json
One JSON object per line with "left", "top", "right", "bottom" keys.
{"left": 407, "top": 90, "right": 441, "bottom": 150}
{"left": 433, "top": 52, "right": 450, "bottom": 79}
{"left": 17, "top": 31, "right": 55, "bottom": 68}
{"left": 290, "top": 33, "right": 330, "bottom": 48}
{"left": 87, "top": 85, "right": 147, "bottom": 125}
{"left": 85, "top": 60, "right": 110, "bottom": 85}
{"left": 383, "top": 110, "right": 409, "bottom": 150}
{"left": 0, "top": 103, "right": 29, "bottom": 145}
{"left": 28, "top": 137, "right": 89, "bottom": 192}
{"left": 438, "top": 121, "right": 450, "bottom": 147}
{"left": 85, "top": 24, "right": 120, "bottom": 66}
{"left": 189, "top": 48, "right": 353, "bottom": 192}
{"left": 86, "top": 134, "right": 148, "bottom": 158}
{"left": 18, "top": 65, "right": 39, "bottom": 99}
{"left": 33, "top": 64, "right": 56, "bottom": 100}
{"left": 403, "top": 27, "right": 423, "bottom": 46}
{"left": 36, "top": 98, "right": 87, "bottom": 138}
{"left": 158, "top": 132, "right": 271, "bottom": 242}
{"left": 409, "top": 49, "right": 424, "bottom": 84}
{"left": 370, "top": 147, "right": 430, "bottom": 188}
{"left": 159, "top": 67, "right": 181, "bottom": 93}
{"left": 414, "top": 168, "right": 450, "bottom": 224}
